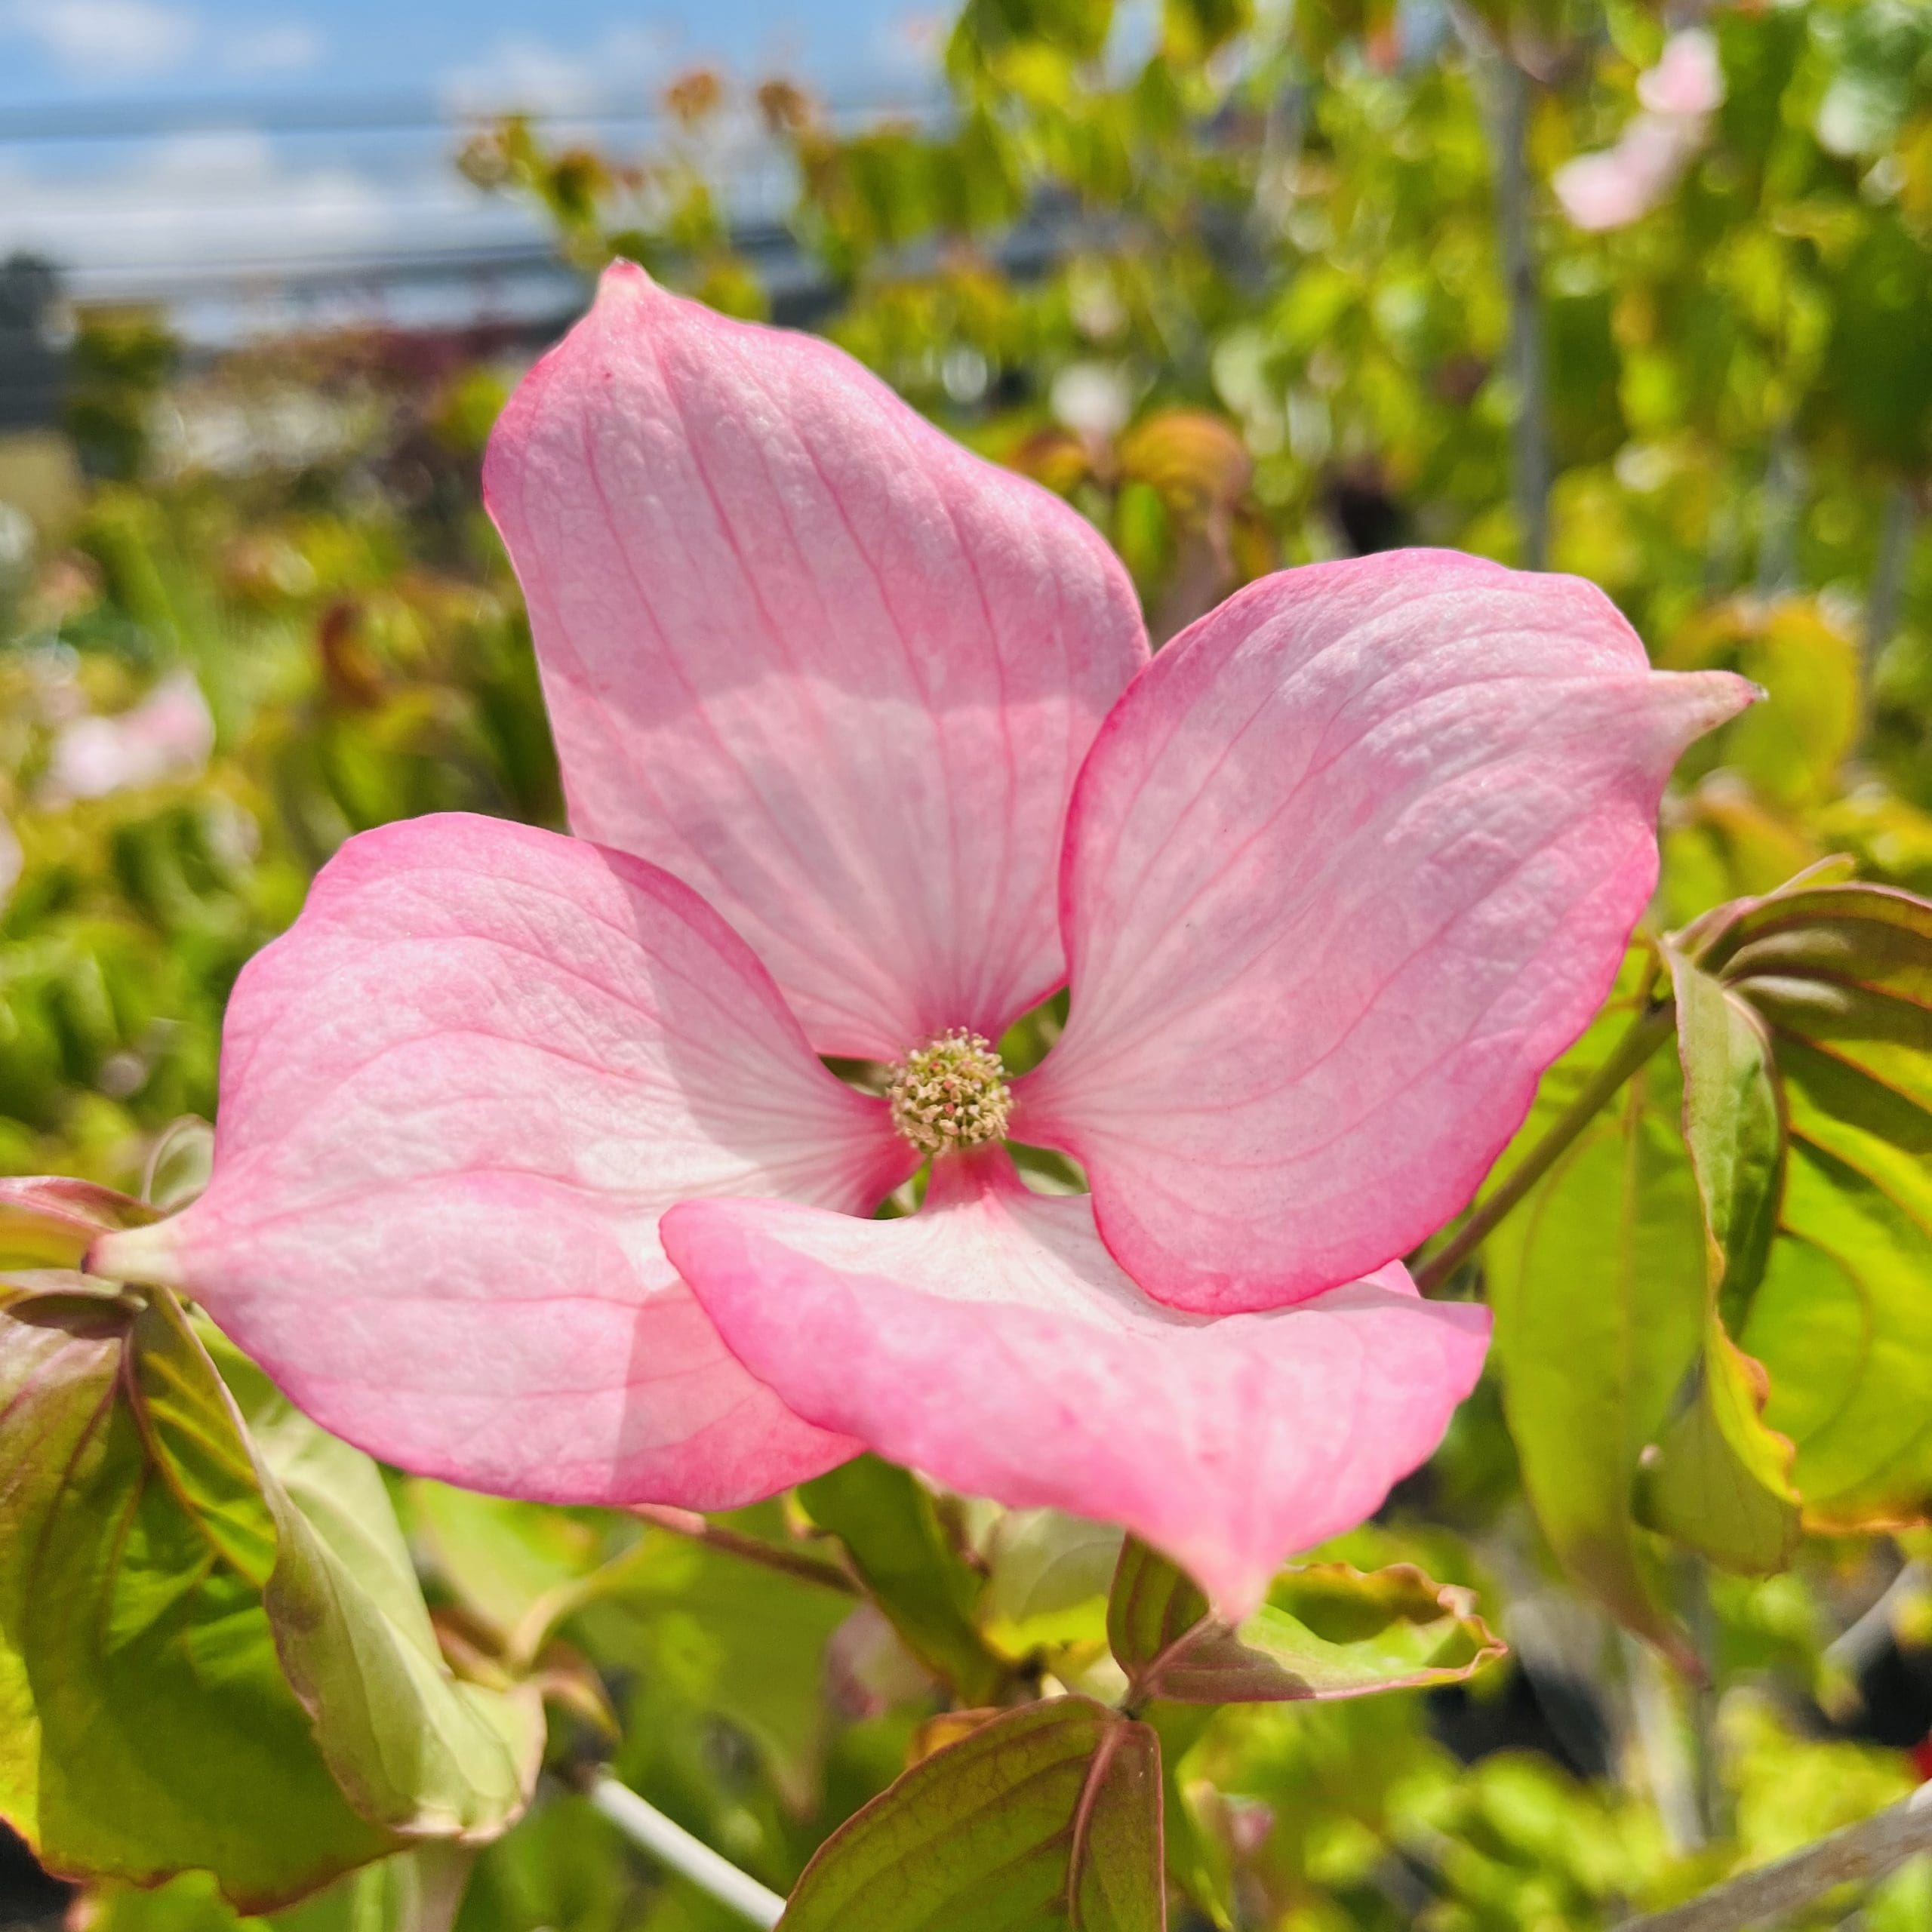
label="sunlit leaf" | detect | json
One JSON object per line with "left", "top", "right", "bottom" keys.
{"left": 1638, "top": 1319, "right": 1801, "bottom": 1576}
{"left": 1487, "top": 1056, "right": 1705, "bottom": 1666}
{"left": 1706, "top": 882, "right": 1932, "bottom": 1529}
{"left": 1107, "top": 1540, "right": 1503, "bottom": 1706}
{"left": 1668, "top": 942, "right": 1786, "bottom": 1303}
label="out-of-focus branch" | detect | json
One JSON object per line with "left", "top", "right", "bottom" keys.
{"left": 1481, "top": 40, "right": 1551, "bottom": 570}
{"left": 1863, "top": 482, "right": 1918, "bottom": 715}
{"left": 1754, "top": 426, "right": 1804, "bottom": 598}
{"left": 1614, "top": 1787, "right": 1932, "bottom": 1932}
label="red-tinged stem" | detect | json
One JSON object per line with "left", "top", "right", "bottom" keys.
{"left": 629, "top": 1503, "right": 860, "bottom": 1596}
{"left": 1414, "top": 1000, "right": 1678, "bottom": 1295}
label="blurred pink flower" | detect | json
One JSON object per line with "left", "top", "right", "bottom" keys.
{"left": 92, "top": 266, "right": 1754, "bottom": 1614}
{"left": 42, "top": 668, "right": 214, "bottom": 804}
{"left": 1638, "top": 29, "right": 1722, "bottom": 119}
{"left": 1556, "top": 29, "right": 1724, "bottom": 233}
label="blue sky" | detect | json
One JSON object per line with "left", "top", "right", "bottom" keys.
{"left": 0, "top": 0, "right": 940, "bottom": 331}
{"left": 0, "top": 0, "right": 934, "bottom": 103}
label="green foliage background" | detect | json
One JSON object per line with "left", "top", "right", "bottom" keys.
{"left": 5, "top": 1, "right": 1932, "bottom": 1927}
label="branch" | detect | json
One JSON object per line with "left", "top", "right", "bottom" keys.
{"left": 1415, "top": 999, "right": 1676, "bottom": 1293}
{"left": 631, "top": 1503, "right": 860, "bottom": 1595}
{"left": 580, "top": 1770, "right": 787, "bottom": 1927}
{"left": 1614, "top": 1787, "right": 1932, "bottom": 1932}
{"left": 1484, "top": 44, "right": 1550, "bottom": 570}
{"left": 1863, "top": 481, "right": 1918, "bottom": 722}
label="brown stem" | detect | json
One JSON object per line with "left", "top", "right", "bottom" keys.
{"left": 1614, "top": 1789, "right": 1932, "bottom": 1932}
{"left": 1415, "top": 1000, "right": 1677, "bottom": 1294}
{"left": 629, "top": 1503, "right": 860, "bottom": 1596}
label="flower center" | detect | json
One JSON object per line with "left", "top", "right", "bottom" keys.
{"left": 887, "top": 1028, "right": 1013, "bottom": 1155}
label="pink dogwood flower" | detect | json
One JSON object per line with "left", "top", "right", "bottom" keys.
{"left": 1555, "top": 29, "right": 1724, "bottom": 233}
{"left": 91, "top": 265, "right": 1754, "bottom": 1617}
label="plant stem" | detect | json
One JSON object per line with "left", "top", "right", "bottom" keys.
{"left": 1614, "top": 1787, "right": 1932, "bottom": 1932}
{"left": 1863, "top": 481, "right": 1917, "bottom": 720}
{"left": 583, "top": 1771, "right": 787, "bottom": 1927}
{"left": 1487, "top": 45, "right": 1550, "bottom": 570}
{"left": 1415, "top": 999, "right": 1677, "bottom": 1294}
{"left": 632, "top": 1503, "right": 860, "bottom": 1595}
{"left": 1753, "top": 425, "right": 1803, "bottom": 598}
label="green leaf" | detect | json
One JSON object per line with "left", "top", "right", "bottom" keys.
{"left": 1637, "top": 1319, "right": 1801, "bottom": 1576}
{"left": 0, "top": 1291, "right": 392, "bottom": 1907}
{"left": 779, "top": 1697, "right": 1164, "bottom": 1932}
{"left": 1667, "top": 943, "right": 1786, "bottom": 1304}
{"left": 1714, "top": 883, "right": 1932, "bottom": 1157}
{"left": 798, "top": 1457, "right": 1004, "bottom": 1703}
{"left": 1635, "top": 943, "right": 1798, "bottom": 1574}
{"left": 78, "top": 1845, "right": 473, "bottom": 1932}
{"left": 1107, "top": 1540, "right": 1503, "bottom": 1706}
{"left": 1741, "top": 1106, "right": 1932, "bottom": 1531}
{"left": 134, "top": 1297, "right": 543, "bottom": 1843}
{"left": 0, "top": 1287, "right": 540, "bottom": 1909}
{"left": 1487, "top": 1062, "right": 1706, "bottom": 1667}
{"left": 1709, "top": 882, "right": 1932, "bottom": 1530}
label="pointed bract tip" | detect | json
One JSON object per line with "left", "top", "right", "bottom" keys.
{"left": 595, "top": 256, "right": 658, "bottom": 306}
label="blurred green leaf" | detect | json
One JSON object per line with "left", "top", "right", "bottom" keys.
{"left": 780, "top": 1697, "right": 1163, "bottom": 1931}
{"left": 798, "top": 1457, "right": 1004, "bottom": 1704}
{"left": 570, "top": 1513, "right": 854, "bottom": 1810}
{"left": 979, "top": 1509, "right": 1122, "bottom": 1657}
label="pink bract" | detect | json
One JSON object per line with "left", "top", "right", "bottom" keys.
{"left": 91, "top": 263, "right": 1756, "bottom": 1617}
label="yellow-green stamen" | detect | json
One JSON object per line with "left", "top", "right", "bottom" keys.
{"left": 887, "top": 1029, "right": 1013, "bottom": 1155}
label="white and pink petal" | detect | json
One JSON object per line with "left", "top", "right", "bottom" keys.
{"left": 92, "top": 812, "right": 912, "bottom": 1508}
{"left": 662, "top": 1149, "right": 1490, "bottom": 1620}
{"left": 1020, "top": 550, "right": 1756, "bottom": 1313}
{"left": 484, "top": 263, "right": 1149, "bottom": 1061}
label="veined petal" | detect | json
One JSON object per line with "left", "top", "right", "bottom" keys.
{"left": 1020, "top": 550, "right": 1757, "bottom": 1313}
{"left": 483, "top": 263, "right": 1149, "bottom": 1060}
{"left": 92, "top": 814, "right": 912, "bottom": 1508}
{"left": 663, "top": 1150, "right": 1490, "bottom": 1620}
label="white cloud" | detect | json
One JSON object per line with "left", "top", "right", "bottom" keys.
{"left": 0, "top": 129, "right": 398, "bottom": 272}
{"left": 2, "top": 0, "right": 198, "bottom": 79}
{"left": 221, "top": 19, "right": 322, "bottom": 75}
{"left": 442, "top": 25, "right": 669, "bottom": 116}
